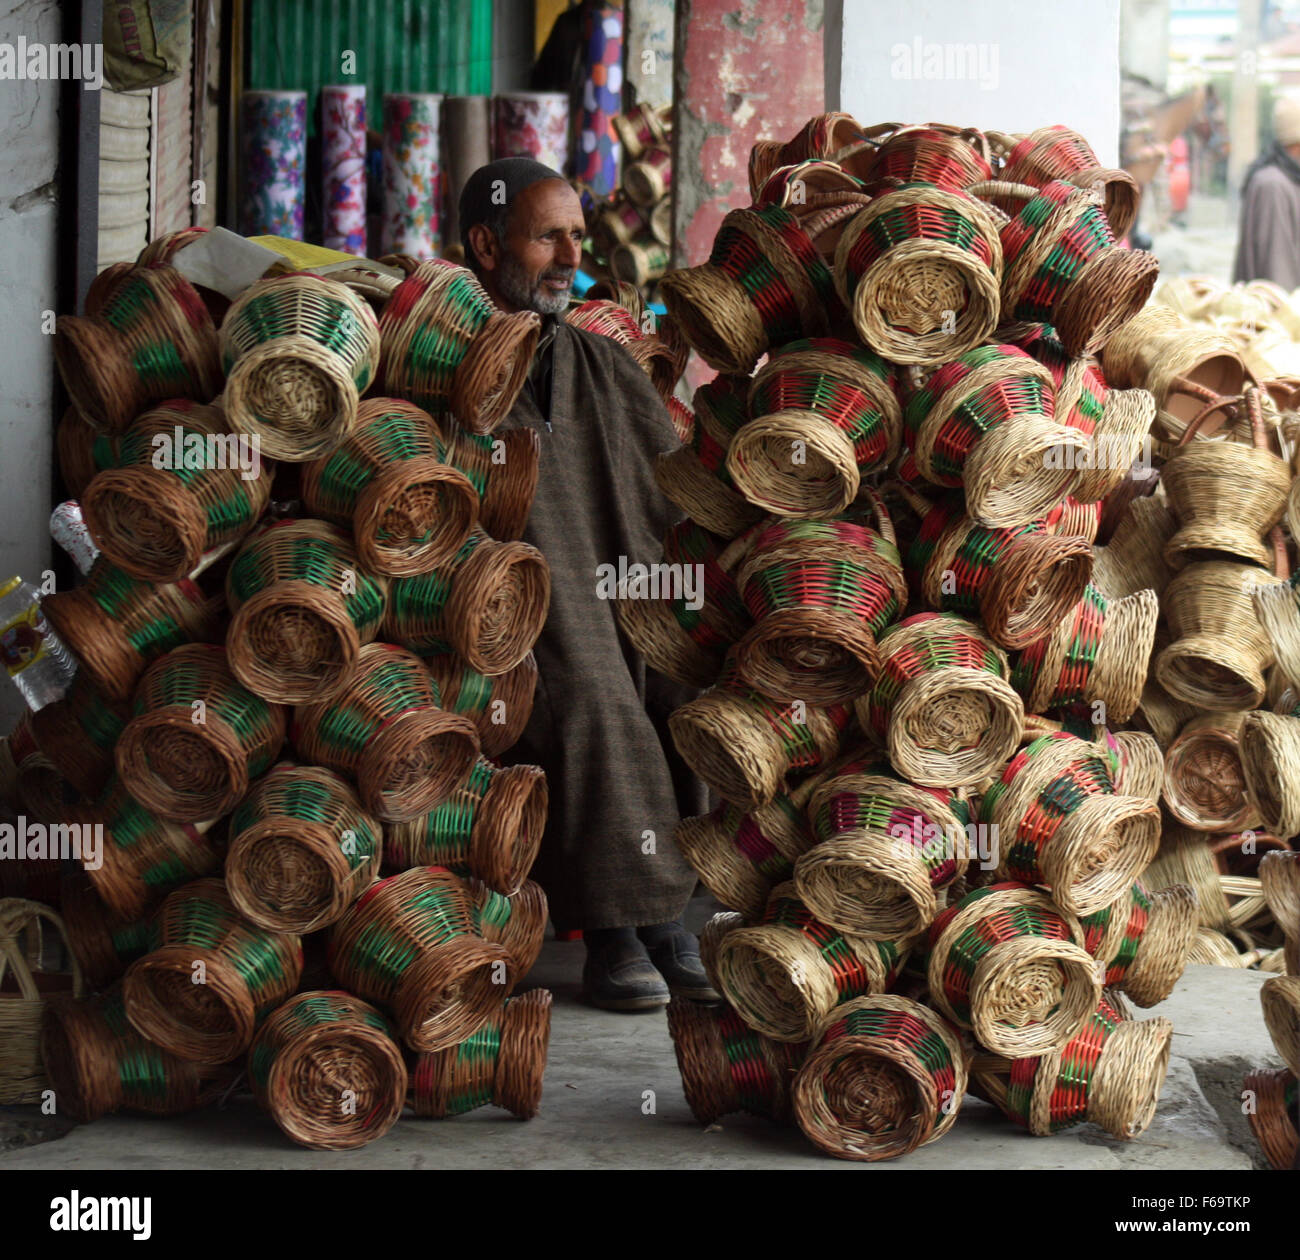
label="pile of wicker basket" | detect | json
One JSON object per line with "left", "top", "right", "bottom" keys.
{"left": 0, "top": 241, "right": 591, "bottom": 1150}
{"left": 608, "top": 113, "right": 1300, "bottom": 1162}
{"left": 584, "top": 103, "right": 674, "bottom": 302}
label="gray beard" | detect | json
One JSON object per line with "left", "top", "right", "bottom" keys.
{"left": 496, "top": 251, "right": 572, "bottom": 316}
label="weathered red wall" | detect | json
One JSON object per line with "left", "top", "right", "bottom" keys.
{"left": 672, "top": 0, "right": 826, "bottom": 267}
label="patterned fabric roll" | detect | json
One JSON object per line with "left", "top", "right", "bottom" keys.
{"left": 382, "top": 93, "right": 443, "bottom": 258}
{"left": 322, "top": 84, "right": 368, "bottom": 255}
{"left": 494, "top": 91, "right": 570, "bottom": 171}
{"left": 240, "top": 90, "right": 307, "bottom": 239}
{"left": 576, "top": 6, "right": 623, "bottom": 195}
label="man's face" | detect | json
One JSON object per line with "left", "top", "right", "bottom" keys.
{"left": 477, "top": 179, "right": 585, "bottom": 316}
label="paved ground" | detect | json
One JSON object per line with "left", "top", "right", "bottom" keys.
{"left": 0, "top": 891, "right": 1281, "bottom": 1172}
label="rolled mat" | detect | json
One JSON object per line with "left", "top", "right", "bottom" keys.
{"left": 575, "top": 6, "right": 623, "bottom": 196}
{"left": 443, "top": 96, "right": 492, "bottom": 248}
{"left": 382, "top": 93, "right": 443, "bottom": 259}
{"left": 493, "top": 91, "right": 569, "bottom": 172}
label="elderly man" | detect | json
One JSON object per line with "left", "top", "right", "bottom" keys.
{"left": 1234, "top": 94, "right": 1300, "bottom": 290}
{"left": 457, "top": 157, "right": 714, "bottom": 1011}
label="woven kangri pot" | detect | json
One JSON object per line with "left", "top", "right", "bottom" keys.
{"left": 979, "top": 732, "right": 1160, "bottom": 917}
{"left": 832, "top": 183, "right": 1003, "bottom": 366}
{"left": 1157, "top": 560, "right": 1282, "bottom": 712}
{"left": 862, "top": 612, "right": 1024, "bottom": 789}
{"left": 726, "top": 338, "right": 902, "bottom": 518}
{"left": 972, "top": 994, "right": 1172, "bottom": 1139}
{"left": 999, "top": 321, "right": 1156, "bottom": 506}
{"left": 248, "top": 990, "right": 408, "bottom": 1150}
{"left": 0, "top": 898, "right": 83, "bottom": 1103}
{"left": 660, "top": 203, "right": 840, "bottom": 374}
{"left": 1161, "top": 389, "right": 1290, "bottom": 571}
{"left": 698, "top": 911, "right": 744, "bottom": 992}
{"left": 624, "top": 147, "right": 672, "bottom": 207}
{"left": 730, "top": 502, "right": 909, "bottom": 706}
{"left": 1080, "top": 881, "right": 1197, "bottom": 1007}
{"left": 41, "top": 988, "right": 232, "bottom": 1124}
{"left": 1251, "top": 566, "right": 1300, "bottom": 694}
{"left": 1262, "top": 975, "right": 1300, "bottom": 1078}
{"left": 328, "top": 866, "right": 515, "bottom": 1052}
{"left": 904, "top": 344, "right": 1087, "bottom": 529}
{"left": 927, "top": 882, "right": 1102, "bottom": 1057}
{"left": 1, "top": 714, "right": 80, "bottom": 823}
{"left": 42, "top": 557, "right": 225, "bottom": 702}
{"left": 748, "top": 114, "right": 870, "bottom": 198}
{"left": 905, "top": 492, "right": 1094, "bottom": 651}
{"left": 668, "top": 662, "right": 851, "bottom": 810}
{"left": 423, "top": 650, "right": 538, "bottom": 757}
{"left": 798, "top": 760, "right": 971, "bottom": 940}
{"left": 565, "top": 300, "right": 679, "bottom": 404}
{"left": 54, "top": 263, "right": 222, "bottom": 432}
{"left": 988, "top": 125, "right": 1140, "bottom": 240}
{"left": 714, "top": 881, "right": 907, "bottom": 1042}
{"left": 221, "top": 274, "right": 381, "bottom": 461}
{"left": 225, "top": 519, "right": 389, "bottom": 706}
{"left": 1245, "top": 1067, "right": 1300, "bottom": 1169}
{"left": 613, "top": 101, "right": 671, "bottom": 160}
{"left": 82, "top": 400, "right": 274, "bottom": 584}
{"left": 383, "top": 757, "right": 546, "bottom": 896}
{"left": 56, "top": 406, "right": 119, "bottom": 499}
{"left": 299, "top": 398, "right": 480, "bottom": 576}
{"left": 973, "top": 178, "right": 1158, "bottom": 357}
{"left": 615, "top": 519, "right": 753, "bottom": 690}
{"left": 292, "top": 642, "right": 480, "bottom": 823}
{"left": 410, "top": 987, "right": 551, "bottom": 1119}
{"left": 468, "top": 878, "right": 549, "bottom": 978}
{"left": 863, "top": 123, "right": 992, "bottom": 191}
{"left": 675, "top": 791, "right": 815, "bottom": 922}
{"left": 1091, "top": 494, "right": 1175, "bottom": 602}
{"left": 1044, "top": 494, "right": 1103, "bottom": 542}
{"left": 225, "top": 764, "right": 382, "bottom": 934}
{"left": 1142, "top": 823, "right": 1270, "bottom": 934}
{"left": 60, "top": 876, "right": 156, "bottom": 989}
{"left": 123, "top": 878, "right": 302, "bottom": 1063}
{"left": 752, "top": 160, "right": 874, "bottom": 264}
{"left": 655, "top": 374, "right": 764, "bottom": 538}
{"left": 28, "top": 672, "right": 131, "bottom": 799}
{"left": 1162, "top": 711, "right": 1261, "bottom": 834}
{"left": 441, "top": 424, "right": 541, "bottom": 543}
{"left": 666, "top": 995, "right": 803, "bottom": 1126}
{"left": 1259, "top": 849, "right": 1300, "bottom": 942}
{"left": 792, "top": 993, "right": 967, "bottom": 1162}
{"left": 1101, "top": 729, "right": 1165, "bottom": 803}
{"left": 377, "top": 260, "right": 541, "bottom": 433}
{"left": 81, "top": 777, "right": 223, "bottom": 921}
{"left": 382, "top": 528, "right": 550, "bottom": 675}
{"left": 115, "top": 644, "right": 287, "bottom": 823}
{"left": 1011, "top": 585, "right": 1159, "bottom": 724}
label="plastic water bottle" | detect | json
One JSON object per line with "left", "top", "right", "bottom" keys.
{"left": 0, "top": 577, "right": 79, "bottom": 711}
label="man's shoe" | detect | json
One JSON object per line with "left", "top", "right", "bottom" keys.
{"left": 638, "top": 924, "right": 720, "bottom": 1001}
{"left": 582, "top": 931, "right": 670, "bottom": 1011}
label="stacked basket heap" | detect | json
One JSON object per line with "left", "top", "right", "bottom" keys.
{"left": 0, "top": 240, "right": 630, "bottom": 1148}
{"left": 626, "top": 114, "right": 1299, "bottom": 1163}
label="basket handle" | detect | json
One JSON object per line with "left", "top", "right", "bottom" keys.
{"left": 1175, "top": 392, "right": 1243, "bottom": 446}
{"left": 919, "top": 123, "right": 992, "bottom": 166}
{"left": 966, "top": 179, "right": 1041, "bottom": 203}
{"left": 985, "top": 129, "right": 1022, "bottom": 160}
{"left": 0, "top": 898, "right": 84, "bottom": 1001}
{"left": 851, "top": 484, "right": 898, "bottom": 548}
{"left": 800, "top": 198, "right": 872, "bottom": 244}
{"left": 883, "top": 478, "right": 934, "bottom": 521}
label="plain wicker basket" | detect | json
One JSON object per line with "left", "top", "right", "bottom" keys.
{"left": 1162, "top": 711, "right": 1261, "bottom": 834}
{"left": 248, "top": 990, "right": 408, "bottom": 1150}
{"left": 0, "top": 898, "right": 84, "bottom": 1104}
{"left": 792, "top": 994, "right": 968, "bottom": 1161}
{"left": 410, "top": 987, "right": 552, "bottom": 1120}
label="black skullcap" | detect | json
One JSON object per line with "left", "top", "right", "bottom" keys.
{"left": 459, "top": 157, "right": 567, "bottom": 255}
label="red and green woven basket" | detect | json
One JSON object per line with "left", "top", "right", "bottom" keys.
{"left": 1079, "top": 879, "right": 1197, "bottom": 1007}
{"left": 422, "top": 649, "right": 538, "bottom": 757}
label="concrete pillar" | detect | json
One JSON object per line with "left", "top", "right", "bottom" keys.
{"left": 826, "top": 0, "right": 1122, "bottom": 169}
{"left": 671, "top": 0, "right": 826, "bottom": 267}
{"left": 0, "top": 0, "right": 60, "bottom": 733}
{"left": 625, "top": 0, "right": 674, "bottom": 110}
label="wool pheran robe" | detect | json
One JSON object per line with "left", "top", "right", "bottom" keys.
{"left": 498, "top": 319, "right": 705, "bottom": 930}
{"left": 1233, "top": 144, "right": 1300, "bottom": 290}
